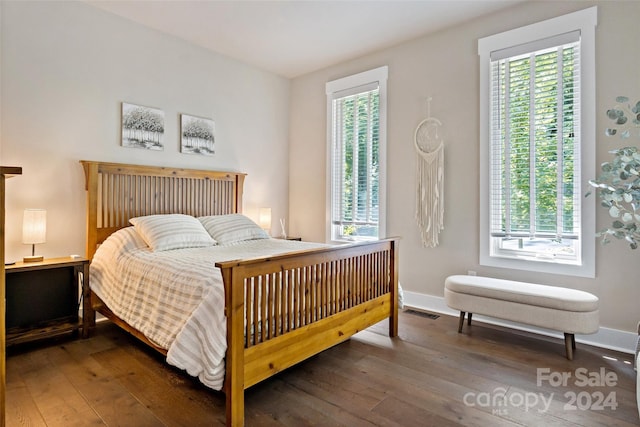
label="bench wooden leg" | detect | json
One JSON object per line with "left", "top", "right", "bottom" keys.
{"left": 458, "top": 312, "right": 466, "bottom": 333}
{"left": 467, "top": 313, "right": 472, "bottom": 326}
{"left": 564, "top": 333, "right": 574, "bottom": 360}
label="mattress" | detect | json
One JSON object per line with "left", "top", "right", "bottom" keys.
{"left": 90, "top": 226, "right": 325, "bottom": 389}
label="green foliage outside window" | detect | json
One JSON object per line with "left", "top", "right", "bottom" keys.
{"left": 498, "top": 47, "right": 577, "bottom": 238}
{"left": 335, "top": 91, "right": 379, "bottom": 238}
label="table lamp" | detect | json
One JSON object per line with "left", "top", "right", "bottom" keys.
{"left": 258, "top": 207, "right": 272, "bottom": 235}
{"left": 22, "top": 208, "right": 46, "bottom": 262}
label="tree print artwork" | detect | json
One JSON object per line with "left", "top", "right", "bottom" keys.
{"left": 181, "top": 114, "right": 215, "bottom": 156}
{"left": 121, "top": 103, "right": 165, "bottom": 150}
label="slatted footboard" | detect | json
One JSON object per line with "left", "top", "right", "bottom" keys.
{"left": 217, "top": 238, "right": 398, "bottom": 427}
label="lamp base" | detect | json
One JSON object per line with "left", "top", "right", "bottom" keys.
{"left": 23, "top": 255, "right": 44, "bottom": 263}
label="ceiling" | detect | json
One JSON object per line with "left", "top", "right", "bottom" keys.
{"left": 87, "top": 0, "right": 524, "bottom": 78}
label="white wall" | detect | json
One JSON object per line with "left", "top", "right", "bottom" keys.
{"left": 0, "top": 1, "right": 291, "bottom": 261}
{"left": 289, "top": 1, "right": 640, "bottom": 335}
{"left": 2, "top": 0, "right": 638, "bottom": 343}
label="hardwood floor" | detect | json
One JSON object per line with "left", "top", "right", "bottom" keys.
{"left": 6, "top": 309, "right": 638, "bottom": 426}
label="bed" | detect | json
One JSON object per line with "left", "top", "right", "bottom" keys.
{"left": 80, "top": 160, "right": 399, "bottom": 426}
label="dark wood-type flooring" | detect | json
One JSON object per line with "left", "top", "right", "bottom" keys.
{"left": 6, "top": 309, "right": 639, "bottom": 426}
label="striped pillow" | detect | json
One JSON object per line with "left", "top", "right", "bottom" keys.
{"left": 198, "top": 214, "right": 269, "bottom": 245}
{"left": 129, "top": 214, "right": 215, "bottom": 251}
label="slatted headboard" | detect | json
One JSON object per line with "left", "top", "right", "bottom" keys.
{"left": 81, "top": 161, "right": 246, "bottom": 259}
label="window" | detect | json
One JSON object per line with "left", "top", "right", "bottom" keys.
{"left": 326, "top": 66, "right": 388, "bottom": 242}
{"left": 478, "top": 8, "right": 597, "bottom": 277}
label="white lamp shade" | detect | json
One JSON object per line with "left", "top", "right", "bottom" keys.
{"left": 23, "top": 209, "right": 47, "bottom": 244}
{"left": 258, "top": 207, "right": 272, "bottom": 231}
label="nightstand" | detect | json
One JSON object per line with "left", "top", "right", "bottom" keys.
{"left": 5, "top": 257, "right": 90, "bottom": 346}
{"left": 275, "top": 236, "right": 302, "bottom": 241}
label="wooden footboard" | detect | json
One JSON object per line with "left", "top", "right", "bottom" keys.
{"left": 217, "top": 238, "right": 399, "bottom": 427}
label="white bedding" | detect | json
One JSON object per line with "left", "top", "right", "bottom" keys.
{"left": 90, "top": 226, "right": 325, "bottom": 390}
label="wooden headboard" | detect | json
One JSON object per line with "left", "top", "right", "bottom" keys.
{"left": 81, "top": 161, "right": 246, "bottom": 260}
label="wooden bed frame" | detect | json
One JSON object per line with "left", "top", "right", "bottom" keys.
{"left": 80, "top": 160, "right": 399, "bottom": 426}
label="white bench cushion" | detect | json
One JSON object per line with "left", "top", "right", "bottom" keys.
{"left": 444, "top": 275, "right": 599, "bottom": 335}
{"left": 445, "top": 275, "right": 598, "bottom": 312}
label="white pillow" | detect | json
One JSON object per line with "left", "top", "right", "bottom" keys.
{"left": 198, "top": 214, "right": 269, "bottom": 245}
{"left": 129, "top": 214, "right": 215, "bottom": 251}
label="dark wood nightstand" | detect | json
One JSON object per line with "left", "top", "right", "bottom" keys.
{"left": 5, "top": 257, "right": 90, "bottom": 346}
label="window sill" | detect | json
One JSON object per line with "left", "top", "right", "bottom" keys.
{"left": 480, "top": 253, "right": 595, "bottom": 278}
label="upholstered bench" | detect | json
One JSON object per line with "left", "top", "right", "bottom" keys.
{"left": 444, "top": 275, "right": 599, "bottom": 360}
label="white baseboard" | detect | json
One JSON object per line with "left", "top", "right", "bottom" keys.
{"left": 403, "top": 291, "right": 637, "bottom": 355}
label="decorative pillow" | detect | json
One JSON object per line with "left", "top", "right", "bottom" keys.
{"left": 198, "top": 214, "right": 269, "bottom": 245}
{"left": 129, "top": 214, "right": 215, "bottom": 251}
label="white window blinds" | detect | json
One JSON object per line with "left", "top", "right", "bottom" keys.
{"left": 489, "top": 33, "right": 581, "bottom": 240}
{"left": 330, "top": 85, "right": 380, "bottom": 237}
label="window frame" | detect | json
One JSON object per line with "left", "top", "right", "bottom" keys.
{"left": 326, "top": 66, "right": 388, "bottom": 243}
{"left": 478, "top": 7, "right": 597, "bottom": 278}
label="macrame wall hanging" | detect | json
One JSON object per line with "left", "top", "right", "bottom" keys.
{"left": 414, "top": 97, "right": 444, "bottom": 248}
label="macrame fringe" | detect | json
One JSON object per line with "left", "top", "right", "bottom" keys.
{"left": 415, "top": 142, "right": 444, "bottom": 248}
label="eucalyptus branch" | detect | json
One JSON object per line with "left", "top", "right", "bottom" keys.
{"left": 587, "top": 96, "right": 640, "bottom": 249}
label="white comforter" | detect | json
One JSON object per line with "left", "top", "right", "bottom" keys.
{"left": 90, "top": 227, "right": 325, "bottom": 390}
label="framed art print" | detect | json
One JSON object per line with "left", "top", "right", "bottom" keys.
{"left": 181, "top": 114, "right": 215, "bottom": 156}
{"left": 121, "top": 102, "right": 165, "bottom": 150}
